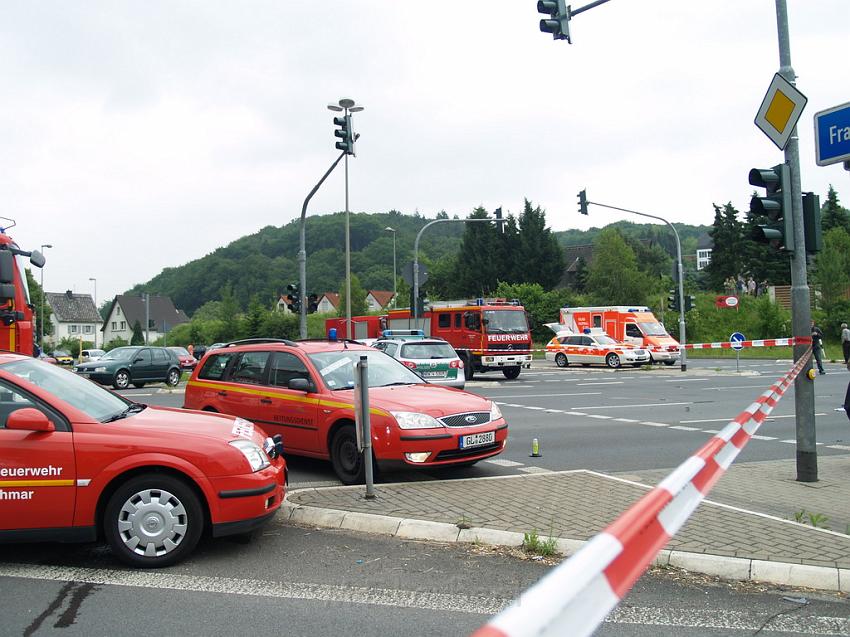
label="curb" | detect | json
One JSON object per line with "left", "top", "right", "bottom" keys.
{"left": 280, "top": 500, "right": 850, "bottom": 593}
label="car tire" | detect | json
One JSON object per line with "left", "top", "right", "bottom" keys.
{"left": 330, "top": 425, "right": 365, "bottom": 485}
{"left": 133, "top": 383, "right": 146, "bottom": 388}
{"left": 663, "top": 360, "right": 676, "bottom": 366}
{"left": 166, "top": 368, "right": 181, "bottom": 387}
{"left": 555, "top": 353, "right": 569, "bottom": 368}
{"left": 631, "top": 363, "right": 643, "bottom": 368}
{"left": 502, "top": 366, "right": 521, "bottom": 380}
{"left": 103, "top": 473, "right": 203, "bottom": 568}
{"left": 606, "top": 353, "right": 621, "bottom": 369}
{"left": 113, "top": 370, "right": 130, "bottom": 390}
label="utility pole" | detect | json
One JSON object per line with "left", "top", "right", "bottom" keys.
{"left": 775, "top": 0, "right": 816, "bottom": 482}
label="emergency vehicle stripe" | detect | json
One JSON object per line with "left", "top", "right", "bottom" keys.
{"left": 0, "top": 479, "right": 74, "bottom": 487}
{"left": 470, "top": 348, "right": 811, "bottom": 637}
{"left": 186, "top": 380, "right": 391, "bottom": 417}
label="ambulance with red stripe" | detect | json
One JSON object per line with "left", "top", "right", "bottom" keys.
{"left": 0, "top": 219, "right": 47, "bottom": 356}
{"left": 559, "top": 306, "right": 680, "bottom": 365}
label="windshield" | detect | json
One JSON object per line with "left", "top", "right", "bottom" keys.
{"left": 595, "top": 335, "right": 617, "bottom": 345}
{"left": 15, "top": 255, "right": 31, "bottom": 305}
{"left": 639, "top": 321, "right": 669, "bottom": 337}
{"left": 102, "top": 347, "right": 137, "bottom": 361}
{"left": 400, "top": 342, "right": 457, "bottom": 359}
{"left": 169, "top": 347, "right": 190, "bottom": 357}
{"left": 308, "top": 349, "right": 424, "bottom": 390}
{"left": 3, "top": 358, "right": 129, "bottom": 421}
{"left": 483, "top": 310, "right": 528, "bottom": 334}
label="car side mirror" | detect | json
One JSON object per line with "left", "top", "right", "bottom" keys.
{"left": 6, "top": 408, "right": 54, "bottom": 432}
{"left": 134, "top": 357, "right": 144, "bottom": 363}
{"left": 29, "top": 250, "right": 46, "bottom": 269}
{"left": 288, "top": 378, "right": 311, "bottom": 392}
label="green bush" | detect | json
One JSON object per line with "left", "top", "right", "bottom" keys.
{"left": 663, "top": 293, "right": 791, "bottom": 345}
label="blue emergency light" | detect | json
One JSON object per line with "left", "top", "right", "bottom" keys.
{"left": 328, "top": 328, "right": 337, "bottom": 341}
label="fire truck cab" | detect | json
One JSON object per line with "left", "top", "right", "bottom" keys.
{"left": 0, "top": 220, "right": 46, "bottom": 356}
{"left": 559, "top": 306, "right": 680, "bottom": 365}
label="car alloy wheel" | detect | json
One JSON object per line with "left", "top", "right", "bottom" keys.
{"left": 113, "top": 370, "right": 130, "bottom": 390}
{"left": 555, "top": 353, "right": 568, "bottom": 367}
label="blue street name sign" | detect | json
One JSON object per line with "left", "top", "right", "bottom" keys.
{"left": 730, "top": 332, "right": 745, "bottom": 351}
{"left": 814, "top": 101, "right": 850, "bottom": 167}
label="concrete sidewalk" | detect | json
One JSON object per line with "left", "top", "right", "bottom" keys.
{"left": 284, "top": 455, "right": 850, "bottom": 592}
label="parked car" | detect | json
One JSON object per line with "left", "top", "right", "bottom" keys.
{"left": 373, "top": 337, "right": 465, "bottom": 389}
{"left": 73, "top": 346, "right": 183, "bottom": 389}
{"left": 81, "top": 348, "right": 106, "bottom": 362}
{"left": 168, "top": 346, "right": 198, "bottom": 370}
{"left": 544, "top": 330, "right": 650, "bottom": 369}
{"left": 37, "top": 352, "right": 58, "bottom": 365}
{"left": 51, "top": 350, "right": 74, "bottom": 365}
{"left": 183, "top": 338, "right": 508, "bottom": 484}
{"left": 0, "top": 353, "right": 286, "bottom": 567}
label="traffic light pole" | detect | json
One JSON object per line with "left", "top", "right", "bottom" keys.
{"left": 775, "top": 0, "right": 817, "bottom": 482}
{"left": 583, "top": 200, "right": 688, "bottom": 372}
{"left": 413, "top": 217, "right": 500, "bottom": 327}
{"left": 299, "top": 150, "right": 346, "bottom": 339}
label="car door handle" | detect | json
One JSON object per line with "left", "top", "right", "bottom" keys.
{"left": 260, "top": 398, "right": 272, "bottom": 404}
{"left": 217, "top": 391, "right": 228, "bottom": 397}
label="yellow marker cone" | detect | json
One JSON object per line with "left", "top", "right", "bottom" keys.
{"left": 530, "top": 437, "right": 541, "bottom": 458}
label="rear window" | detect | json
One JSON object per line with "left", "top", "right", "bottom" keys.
{"left": 400, "top": 342, "right": 456, "bottom": 359}
{"left": 198, "top": 352, "right": 235, "bottom": 381}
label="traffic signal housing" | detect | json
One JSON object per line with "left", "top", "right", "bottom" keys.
{"left": 667, "top": 289, "right": 679, "bottom": 312}
{"left": 578, "top": 189, "right": 588, "bottom": 215}
{"left": 683, "top": 294, "right": 696, "bottom": 312}
{"left": 802, "top": 192, "right": 822, "bottom": 254}
{"left": 749, "top": 163, "right": 794, "bottom": 252}
{"left": 286, "top": 283, "right": 302, "bottom": 314}
{"left": 307, "top": 293, "right": 319, "bottom": 314}
{"left": 537, "top": 0, "right": 571, "bottom": 42}
{"left": 494, "top": 207, "right": 504, "bottom": 233}
{"left": 334, "top": 114, "right": 355, "bottom": 155}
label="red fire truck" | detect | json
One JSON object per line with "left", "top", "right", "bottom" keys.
{"left": 325, "top": 299, "right": 533, "bottom": 380}
{"left": 0, "top": 220, "right": 46, "bottom": 356}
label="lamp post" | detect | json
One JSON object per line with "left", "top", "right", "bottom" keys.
{"left": 88, "top": 277, "right": 97, "bottom": 348}
{"left": 39, "top": 244, "right": 53, "bottom": 348}
{"left": 385, "top": 227, "right": 397, "bottom": 307}
{"left": 327, "top": 98, "right": 364, "bottom": 337}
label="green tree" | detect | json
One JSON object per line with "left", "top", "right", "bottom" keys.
{"left": 513, "top": 199, "right": 564, "bottom": 288}
{"left": 821, "top": 185, "right": 850, "bottom": 234}
{"left": 130, "top": 320, "right": 145, "bottom": 345}
{"left": 25, "top": 269, "right": 53, "bottom": 346}
{"left": 586, "top": 228, "right": 653, "bottom": 305}
{"left": 453, "top": 207, "right": 502, "bottom": 296}
{"left": 337, "top": 274, "right": 369, "bottom": 317}
{"left": 740, "top": 205, "right": 791, "bottom": 285}
{"left": 813, "top": 227, "right": 850, "bottom": 335}
{"left": 494, "top": 282, "right": 576, "bottom": 342}
{"left": 241, "top": 295, "right": 267, "bottom": 339}
{"left": 218, "top": 284, "right": 241, "bottom": 341}
{"left": 704, "top": 203, "right": 744, "bottom": 291}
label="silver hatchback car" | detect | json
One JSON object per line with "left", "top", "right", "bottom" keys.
{"left": 372, "top": 338, "right": 465, "bottom": 389}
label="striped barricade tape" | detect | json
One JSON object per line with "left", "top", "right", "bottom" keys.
{"left": 682, "top": 337, "right": 794, "bottom": 350}
{"left": 471, "top": 348, "right": 812, "bottom": 637}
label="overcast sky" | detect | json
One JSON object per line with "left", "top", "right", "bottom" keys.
{"left": 3, "top": 1, "right": 848, "bottom": 305}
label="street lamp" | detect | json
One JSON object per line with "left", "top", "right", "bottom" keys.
{"left": 327, "top": 98, "right": 364, "bottom": 337}
{"left": 39, "top": 244, "right": 53, "bottom": 349}
{"left": 385, "top": 227, "right": 397, "bottom": 308}
{"left": 89, "top": 277, "right": 97, "bottom": 347}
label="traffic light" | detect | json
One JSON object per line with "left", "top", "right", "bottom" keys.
{"left": 577, "top": 189, "right": 588, "bottom": 215}
{"left": 667, "top": 289, "right": 679, "bottom": 312}
{"left": 537, "top": 0, "right": 571, "bottom": 42}
{"left": 494, "top": 207, "right": 504, "bottom": 233}
{"left": 683, "top": 294, "right": 696, "bottom": 312}
{"left": 409, "top": 287, "right": 427, "bottom": 315}
{"left": 749, "top": 163, "right": 794, "bottom": 252}
{"left": 286, "top": 283, "right": 302, "bottom": 314}
{"left": 307, "top": 293, "right": 319, "bottom": 314}
{"left": 802, "top": 192, "right": 822, "bottom": 254}
{"left": 334, "top": 114, "right": 355, "bottom": 155}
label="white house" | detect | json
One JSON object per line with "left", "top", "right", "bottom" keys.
{"left": 101, "top": 294, "right": 189, "bottom": 346}
{"left": 366, "top": 290, "right": 395, "bottom": 312}
{"left": 45, "top": 291, "right": 101, "bottom": 348}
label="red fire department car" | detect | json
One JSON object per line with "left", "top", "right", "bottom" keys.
{"left": 0, "top": 354, "right": 286, "bottom": 567}
{"left": 183, "top": 339, "right": 508, "bottom": 484}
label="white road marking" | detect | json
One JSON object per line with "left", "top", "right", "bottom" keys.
{"left": 585, "top": 414, "right": 613, "bottom": 420}
{"left": 483, "top": 458, "right": 524, "bottom": 467}
{"left": 701, "top": 384, "right": 773, "bottom": 391}
{"left": 483, "top": 392, "right": 602, "bottom": 399}
{"left": 701, "top": 429, "right": 721, "bottom": 434}
{"left": 518, "top": 466, "right": 552, "bottom": 474}
{"left": 576, "top": 381, "right": 623, "bottom": 386}
{"left": 614, "top": 418, "right": 640, "bottom": 423}
{"left": 679, "top": 413, "right": 825, "bottom": 424}
{"left": 750, "top": 435, "right": 777, "bottom": 441}
{"left": 669, "top": 425, "right": 700, "bottom": 431}
{"left": 827, "top": 444, "right": 850, "bottom": 451}
{"left": 665, "top": 378, "right": 710, "bottom": 382}
{"left": 780, "top": 439, "right": 797, "bottom": 444}
{"left": 0, "top": 563, "right": 507, "bottom": 615}
{"left": 640, "top": 421, "right": 670, "bottom": 427}
{"left": 568, "top": 402, "right": 691, "bottom": 411}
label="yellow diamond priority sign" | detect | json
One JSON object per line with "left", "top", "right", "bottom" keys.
{"left": 755, "top": 73, "right": 807, "bottom": 150}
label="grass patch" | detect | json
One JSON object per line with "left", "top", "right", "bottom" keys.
{"left": 522, "top": 529, "right": 558, "bottom": 557}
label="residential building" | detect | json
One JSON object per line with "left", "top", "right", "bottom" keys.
{"left": 316, "top": 292, "right": 340, "bottom": 314}
{"left": 696, "top": 233, "right": 713, "bottom": 271}
{"left": 45, "top": 291, "right": 102, "bottom": 348}
{"left": 101, "top": 294, "right": 189, "bottom": 346}
{"left": 366, "top": 290, "right": 395, "bottom": 312}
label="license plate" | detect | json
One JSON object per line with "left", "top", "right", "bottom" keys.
{"left": 421, "top": 371, "right": 446, "bottom": 378}
{"left": 460, "top": 431, "right": 495, "bottom": 449}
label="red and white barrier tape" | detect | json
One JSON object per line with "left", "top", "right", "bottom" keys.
{"left": 471, "top": 349, "right": 812, "bottom": 637}
{"left": 683, "top": 337, "right": 794, "bottom": 350}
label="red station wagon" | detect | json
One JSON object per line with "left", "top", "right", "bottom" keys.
{"left": 183, "top": 339, "right": 509, "bottom": 484}
{"left": 0, "top": 354, "right": 286, "bottom": 568}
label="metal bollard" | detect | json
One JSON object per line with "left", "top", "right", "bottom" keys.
{"left": 355, "top": 355, "right": 376, "bottom": 499}
{"left": 530, "top": 437, "right": 542, "bottom": 458}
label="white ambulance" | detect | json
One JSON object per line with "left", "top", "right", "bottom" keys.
{"left": 559, "top": 306, "right": 680, "bottom": 365}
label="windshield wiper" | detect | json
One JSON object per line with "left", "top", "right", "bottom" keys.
{"left": 103, "top": 403, "right": 147, "bottom": 423}
{"left": 377, "top": 381, "right": 415, "bottom": 387}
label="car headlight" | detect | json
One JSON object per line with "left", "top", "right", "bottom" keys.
{"left": 93, "top": 367, "right": 106, "bottom": 373}
{"left": 391, "top": 411, "right": 443, "bottom": 430}
{"left": 490, "top": 402, "right": 503, "bottom": 421}
{"left": 229, "top": 439, "right": 270, "bottom": 472}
